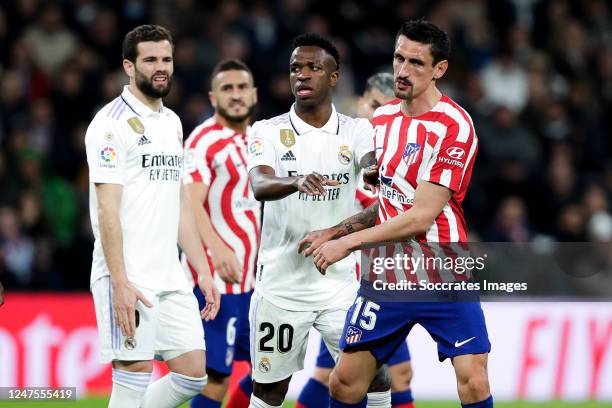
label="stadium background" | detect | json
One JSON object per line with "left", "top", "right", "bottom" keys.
{"left": 0, "top": 0, "right": 611, "bottom": 406}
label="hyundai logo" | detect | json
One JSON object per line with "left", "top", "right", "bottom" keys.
{"left": 446, "top": 147, "right": 465, "bottom": 160}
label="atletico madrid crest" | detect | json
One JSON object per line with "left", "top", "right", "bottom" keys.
{"left": 345, "top": 326, "right": 363, "bottom": 344}
{"left": 402, "top": 143, "right": 421, "bottom": 166}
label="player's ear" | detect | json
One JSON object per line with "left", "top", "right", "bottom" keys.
{"left": 330, "top": 70, "right": 339, "bottom": 88}
{"left": 208, "top": 90, "right": 217, "bottom": 109}
{"left": 432, "top": 60, "right": 448, "bottom": 81}
{"left": 123, "top": 59, "right": 134, "bottom": 78}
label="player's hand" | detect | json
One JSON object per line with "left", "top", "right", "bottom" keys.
{"left": 111, "top": 280, "right": 153, "bottom": 337}
{"left": 210, "top": 241, "right": 241, "bottom": 284}
{"left": 296, "top": 172, "right": 338, "bottom": 196}
{"left": 198, "top": 274, "right": 221, "bottom": 321}
{"left": 298, "top": 227, "right": 339, "bottom": 257}
{"left": 312, "top": 238, "right": 352, "bottom": 274}
{"left": 363, "top": 165, "right": 379, "bottom": 194}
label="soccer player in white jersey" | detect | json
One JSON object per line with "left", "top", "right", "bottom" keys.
{"left": 85, "top": 25, "right": 220, "bottom": 408}
{"left": 298, "top": 73, "right": 416, "bottom": 408}
{"left": 303, "top": 20, "right": 493, "bottom": 408}
{"left": 183, "top": 59, "right": 260, "bottom": 408}
{"left": 246, "top": 34, "right": 392, "bottom": 408}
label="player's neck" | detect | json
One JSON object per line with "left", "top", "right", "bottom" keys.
{"left": 401, "top": 86, "right": 442, "bottom": 117}
{"left": 215, "top": 113, "right": 248, "bottom": 134}
{"left": 128, "top": 83, "right": 162, "bottom": 112}
{"left": 294, "top": 102, "right": 332, "bottom": 129}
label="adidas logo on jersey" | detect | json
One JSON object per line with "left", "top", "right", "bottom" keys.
{"left": 281, "top": 150, "right": 296, "bottom": 161}
{"left": 137, "top": 135, "right": 151, "bottom": 146}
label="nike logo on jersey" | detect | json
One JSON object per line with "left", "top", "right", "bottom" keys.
{"left": 454, "top": 337, "right": 476, "bottom": 347}
{"left": 137, "top": 135, "right": 151, "bottom": 146}
{"left": 281, "top": 150, "right": 296, "bottom": 161}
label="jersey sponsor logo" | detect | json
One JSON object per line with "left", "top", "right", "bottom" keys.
{"left": 233, "top": 197, "right": 260, "bottom": 212}
{"left": 141, "top": 152, "right": 183, "bottom": 181}
{"left": 338, "top": 145, "right": 352, "bottom": 165}
{"left": 127, "top": 117, "right": 145, "bottom": 134}
{"left": 345, "top": 326, "right": 362, "bottom": 344}
{"left": 249, "top": 138, "right": 263, "bottom": 158}
{"left": 380, "top": 184, "right": 414, "bottom": 204}
{"left": 98, "top": 145, "right": 117, "bottom": 170}
{"left": 379, "top": 166, "right": 393, "bottom": 186}
{"left": 288, "top": 170, "right": 349, "bottom": 201}
{"left": 287, "top": 170, "right": 350, "bottom": 185}
{"left": 437, "top": 155, "right": 465, "bottom": 169}
{"left": 403, "top": 143, "right": 421, "bottom": 166}
{"left": 280, "top": 150, "right": 296, "bottom": 161}
{"left": 446, "top": 146, "right": 465, "bottom": 160}
{"left": 280, "top": 129, "right": 295, "bottom": 148}
{"left": 137, "top": 135, "right": 151, "bottom": 146}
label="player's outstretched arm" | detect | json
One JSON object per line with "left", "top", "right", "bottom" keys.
{"left": 312, "top": 181, "right": 451, "bottom": 273}
{"left": 178, "top": 183, "right": 220, "bottom": 321}
{"left": 249, "top": 165, "right": 338, "bottom": 201}
{"left": 96, "top": 183, "right": 153, "bottom": 336}
{"left": 299, "top": 202, "right": 379, "bottom": 256}
{"left": 187, "top": 182, "right": 241, "bottom": 284}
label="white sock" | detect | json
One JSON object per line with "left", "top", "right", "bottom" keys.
{"left": 141, "top": 372, "right": 207, "bottom": 408}
{"left": 249, "top": 395, "right": 282, "bottom": 408}
{"left": 367, "top": 390, "right": 391, "bottom": 408}
{"left": 108, "top": 369, "right": 151, "bottom": 408}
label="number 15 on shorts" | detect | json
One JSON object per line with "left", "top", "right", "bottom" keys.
{"left": 350, "top": 296, "right": 380, "bottom": 330}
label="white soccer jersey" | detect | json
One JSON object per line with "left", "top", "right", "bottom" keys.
{"left": 247, "top": 104, "right": 374, "bottom": 311}
{"left": 182, "top": 117, "right": 261, "bottom": 294}
{"left": 86, "top": 86, "right": 188, "bottom": 291}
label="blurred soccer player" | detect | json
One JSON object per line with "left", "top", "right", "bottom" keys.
{"left": 297, "top": 73, "right": 415, "bottom": 408}
{"left": 182, "top": 59, "right": 260, "bottom": 408}
{"left": 246, "top": 34, "right": 391, "bottom": 408}
{"left": 302, "top": 20, "right": 493, "bottom": 408}
{"left": 85, "top": 25, "right": 220, "bottom": 408}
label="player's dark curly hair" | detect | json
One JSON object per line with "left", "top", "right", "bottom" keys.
{"left": 292, "top": 33, "right": 340, "bottom": 70}
{"left": 122, "top": 25, "right": 174, "bottom": 62}
{"left": 397, "top": 19, "right": 450, "bottom": 65}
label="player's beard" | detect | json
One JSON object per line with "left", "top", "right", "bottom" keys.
{"left": 135, "top": 67, "right": 172, "bottom": 99}
{"left": 217, "top": 101, "right": 255, "bottom": 124}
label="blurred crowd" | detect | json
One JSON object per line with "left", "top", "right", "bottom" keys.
{"left": 0, "top": 0, "right": 611, "bottom": 291}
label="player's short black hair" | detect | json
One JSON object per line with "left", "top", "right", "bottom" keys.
{"left": 364, "top": 72, "right": 395, "bottom": 97}
{"left": 292, "top": 33, "right": 340, "bottom": 70}
{"left": 122, "top": 25, "right": 174, "bottom": 62}
{"left": 210, "top": 59, "right": 253, "bottom": 87}
{"left": 396, "top": 19, "right": 450, "bottom": 65}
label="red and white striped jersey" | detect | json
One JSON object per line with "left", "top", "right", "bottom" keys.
{"left": 372, "top": 96, "right": 478, "bottom": 243}
{"left": 182, "top": 117, "right": 261, "bottom": 294}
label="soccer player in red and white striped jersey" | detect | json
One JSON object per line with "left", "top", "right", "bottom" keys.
{"left": 182, "top": 59, "right": 260, "bottom": 408}
{"left": 303, "top": 20, "right": 493, "bottom": 408}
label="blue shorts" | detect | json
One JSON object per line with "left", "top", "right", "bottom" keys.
{"left": 339, "top": 286, "right": 490, "bottom": 363}
{"left": 193, "top": 287, "right": 252, "bottom": 376}
{"left": 316, "top": 337, "right": 411, "bottom": 368}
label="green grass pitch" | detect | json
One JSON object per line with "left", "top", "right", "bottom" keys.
{"left": 0, "top": 398, "right": 610, "bottom": 407}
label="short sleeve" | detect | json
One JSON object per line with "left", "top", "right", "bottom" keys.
{"left": 85, "top": 117, "right": 126, "bottom": 185}
{"left": 246, "top": 121, "right": 277, "bottom": 172}
{"left": 183, "top": 138, "right": 212, "bottom": 185}
{"left": 421, "top": 123, "right": 478, "bottom": 192}
{"left": 353, "top": 118, "right": 375, "bottom": 167}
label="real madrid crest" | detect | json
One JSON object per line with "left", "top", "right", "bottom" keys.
{"left": 338, "top": 145, "right": 352, "bottom": 165}
{"left": 280, "top": 129, "right": 295, "bottom": 148}
{"left": 127, "top": 117, "right": 145, "bottom": 134}
{"left": 258, "top": 357, "right": 271, "bottom": 373}
{"left": 124, "top": 336, "right": 136, "bottom": 350}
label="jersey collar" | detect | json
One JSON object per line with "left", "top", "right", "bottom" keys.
{"left": 120, "top": 85, "right": 167, "bottom": 117}
{"left": 289, "top": 103, "right": 339, "bottom": 136}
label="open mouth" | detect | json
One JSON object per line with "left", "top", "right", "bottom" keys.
{"left": 152, "top": 75, "right": 168, "bottom": 86}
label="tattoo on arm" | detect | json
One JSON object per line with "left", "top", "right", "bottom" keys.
{"left": 334, "top": 203, "right": 379, "bottom": 238}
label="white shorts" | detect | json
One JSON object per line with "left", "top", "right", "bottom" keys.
{"left": 249, "top": 290, "right": 352, "bottom": 383}
{"left": 91, "top": 276, "right": 205, "bottom": 363}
